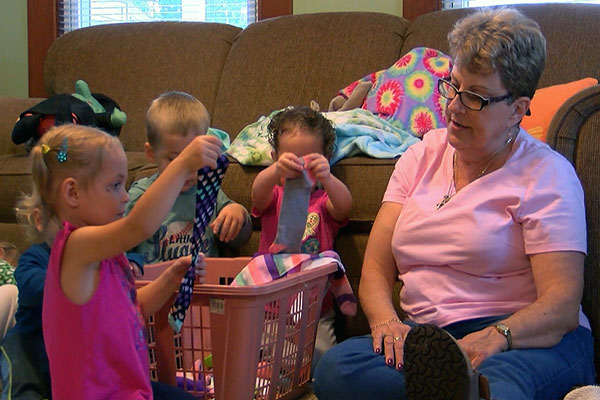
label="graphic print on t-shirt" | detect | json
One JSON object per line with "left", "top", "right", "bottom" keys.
{"left": 301, "top": 212, "right": 321, "bottom": 254}
{"left": 141, "top": 221, "right": 213, "bottom": 264}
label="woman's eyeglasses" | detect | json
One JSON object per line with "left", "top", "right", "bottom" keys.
{"left": 438, "top": 78, "right": 512, "bottom": 111}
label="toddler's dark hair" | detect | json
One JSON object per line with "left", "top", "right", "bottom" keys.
{"left": 267, "top": 106, "right": 336, "bottom": 160}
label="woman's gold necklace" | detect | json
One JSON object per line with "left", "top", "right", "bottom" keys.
{"left": 436, "top": 133, "right": 516, "bottom": 210}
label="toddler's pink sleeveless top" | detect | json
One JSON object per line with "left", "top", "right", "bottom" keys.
{"left": 43, "top": 222, "right": 152, "bottom": 399}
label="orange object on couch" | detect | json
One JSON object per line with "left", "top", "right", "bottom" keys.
{"left": 521, "top": 77, "right": 598, "bottom": 142}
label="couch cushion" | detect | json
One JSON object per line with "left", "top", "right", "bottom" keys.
{"left": 400, "top": 4, "right": 600, "bottom": 89}
{"left": 0, "top": 223, "right": 30, "bottom": 253}
{"left": 0, "top": 154, "right": 35, "bottom": 223}
{"left": 44, "top": 22, "right": 242, "bottom": 152}
{"left": 213, "top": 12, "right": 410, "bottom": 139}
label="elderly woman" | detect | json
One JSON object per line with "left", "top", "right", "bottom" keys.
{"left": 314, "top": 7, "right": 595, "bottom": 400}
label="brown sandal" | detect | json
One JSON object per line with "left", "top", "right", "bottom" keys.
{"left": 403, "top": 324, "right": 490, "bottom": 400}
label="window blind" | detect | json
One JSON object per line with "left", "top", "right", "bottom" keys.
{"left": 442, "top": 0, "right": 600, "bottom": 9}
{"left": 58, "top": 0, "right": 256, "bottom": 35}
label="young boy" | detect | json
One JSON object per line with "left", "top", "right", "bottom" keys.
{"left": 126, "top": 91, "right": 251, "bottom": 265}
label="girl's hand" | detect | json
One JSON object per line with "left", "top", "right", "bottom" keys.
{"left": 167, "top": 254, "right": 207, "bottom": 286}
{"left": 274, "top": 152, "right": 304, "bottom": 179}
{"left": 179, "top": 135, "right": 222, "bottom": 172}
{"left": 210, "top": 203, "right": 248, "bottom": 242}
{"left": 304, "top": 153, "right": 331, "bottom": 183}
{"left": 370, "top": 320, "right": 411, "bottom": 371}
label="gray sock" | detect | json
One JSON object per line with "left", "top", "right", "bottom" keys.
{"left": 269, "top": 170, "right": 312, "bottom": 253}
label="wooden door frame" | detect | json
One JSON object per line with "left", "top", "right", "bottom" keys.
{"left": 27, "top": 0, "right": 292, "bottom": 97}
{"left": 27, "top": 0, "right": 57, "bottom": 98}
{"left": 402, "top": 0, "right": 441, "bottom": 21}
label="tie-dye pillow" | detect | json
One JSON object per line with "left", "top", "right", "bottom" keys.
{"left": 338, "top": 47, "right": 452, "bottom": 137}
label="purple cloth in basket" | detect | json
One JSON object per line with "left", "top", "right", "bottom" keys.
{"left": 176, "top": 376, "right": 205, "bottom": 392}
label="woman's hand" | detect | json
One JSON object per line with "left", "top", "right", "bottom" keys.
{"left": 371, "top": 320, "right": 412, "bottom": 370}
{"left": 360, "top": 202, "right": 406, "bottom": 370}
{"left": 457, "top": 326, "right": 507, "bottom": 369}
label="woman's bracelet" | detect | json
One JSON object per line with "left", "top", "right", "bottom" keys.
{"left": 370, "top": 317, "right": 401, "bottom": 331}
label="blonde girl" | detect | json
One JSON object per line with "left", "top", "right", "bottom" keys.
{"left": 34, "top": 124, "right": 221, "bottom": 399}
{"left": 0, "top": 188, "right": 60, "bottom": 398}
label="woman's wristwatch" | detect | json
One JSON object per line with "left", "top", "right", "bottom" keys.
{"left": 494, "top": 322, "right": 512, "bottom": 350}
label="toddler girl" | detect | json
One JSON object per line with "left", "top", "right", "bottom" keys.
{"left": 33, "top": 124, "right": 221, "bottom": 399}
{"left": 251, "top": 106, "right": 353, "bottom": 370}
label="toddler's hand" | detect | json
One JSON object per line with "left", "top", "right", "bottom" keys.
{"left": 304, "top": 153, "right": 331, "bottom": 183}
{"left": 168, "top": 254, "right": 207, "bottom": 286}
{"left": 210, "top": 203, "right": 248, "bottom": 242}
{"left": 275, "top": 152, "right": 304, "bottom": 180}
{"left": 129, "top": 261, "right": 143, "bottom": 278}
{"left": 179, "top": 135, "right": 222, "bottom": 172}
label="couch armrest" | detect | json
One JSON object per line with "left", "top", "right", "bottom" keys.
{"left": 546, "top": 84, "right": 600, "bottom": 373}
{"left": 546, "top": 85, "right": 600, "bottom": 162}
{"left": 0, "top": 97, "right": 46, "bottom": 156}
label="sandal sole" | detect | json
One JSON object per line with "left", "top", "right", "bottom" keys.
{"left": 403, "top": 324, "right": 473, "bottom": 400}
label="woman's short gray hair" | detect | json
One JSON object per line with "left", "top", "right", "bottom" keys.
{"left": 448, "top": 7, "right": 546, "bottom": 99}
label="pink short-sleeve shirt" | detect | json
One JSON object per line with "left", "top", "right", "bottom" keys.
{"left": 383, "top": 128, "right": 588, "bottom": 327}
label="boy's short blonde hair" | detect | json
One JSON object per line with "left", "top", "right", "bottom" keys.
{"left": 146, "top": 91, "right": 211, "bottom": 148}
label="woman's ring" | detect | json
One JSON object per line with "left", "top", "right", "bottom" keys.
{"left": 394, "top": 336, "right": 401, "bottom": 342}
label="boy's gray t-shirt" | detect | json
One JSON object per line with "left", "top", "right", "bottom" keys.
{"left": 125, "top": 173, "right": 233, "bottom": 263}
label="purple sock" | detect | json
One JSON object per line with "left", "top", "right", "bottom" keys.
{"left": 168, "top": 154, "right": 229, "bottom": 332}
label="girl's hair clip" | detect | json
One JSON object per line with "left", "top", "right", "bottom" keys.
{"left": 41, "top": 144, "right": 50, "bottom": 154}
{"left": 57, "top": 138, "right": 68, "bottom": 163}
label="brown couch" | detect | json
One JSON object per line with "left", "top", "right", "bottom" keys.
{"left": 1, "top": 4, "right": 600, "bottom": 373}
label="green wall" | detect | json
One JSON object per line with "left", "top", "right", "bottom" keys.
{"left": 294, "top": 0, "right": 402, "bottom": 16}
{"left": 0, "top": 0, "right": 28, "bottom": 98}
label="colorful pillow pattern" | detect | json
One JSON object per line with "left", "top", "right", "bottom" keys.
{"left": 338, "top": 47, "right": 452, "bottom": 137}
{"left": 521, "top": 77, "right": 598, "bottom": 142}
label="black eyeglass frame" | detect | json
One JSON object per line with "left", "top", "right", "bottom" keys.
{"left": 438, "top": 78, "right": 513, "bottom": 111}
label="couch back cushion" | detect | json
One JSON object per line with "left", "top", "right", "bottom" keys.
{"left": 212, "top": 12, "right": 410, "bottom": 139}
{"left": 400, "top": 4, "right": 600, "bottom": 89}
{"left": 44, "top": 22, "right": 241, "bottom": 152}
